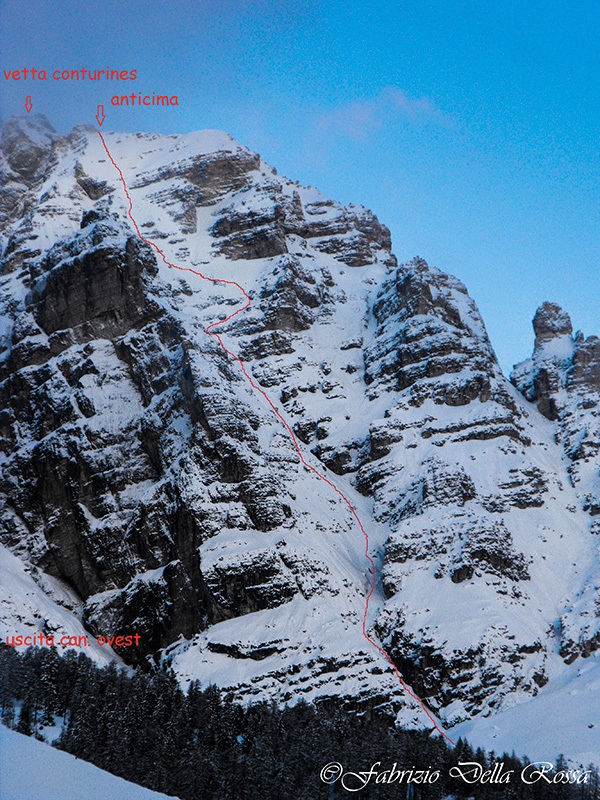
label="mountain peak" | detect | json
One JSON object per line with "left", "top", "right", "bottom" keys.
{"left": 1, "top": 113, "right": 56, "bottom": 194}
{"left": 533, "top": 301, "right": 573, "bottom": 348}
{"left": 1, "top": 113, "right": 56, "bottom": 141}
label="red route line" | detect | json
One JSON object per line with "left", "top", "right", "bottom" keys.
{"left": 97, "top": 130, "right": 454, "bottom": 746}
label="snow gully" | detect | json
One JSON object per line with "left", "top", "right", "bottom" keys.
{"left": 96, "top": 130, "right": 454, "bottom": 746}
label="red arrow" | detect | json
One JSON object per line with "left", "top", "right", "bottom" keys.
{"left": 96, "top": 104, "right": 105, "bottom": 127}
{"left": 25, "top": 96, "right": 32, "bottom": 113}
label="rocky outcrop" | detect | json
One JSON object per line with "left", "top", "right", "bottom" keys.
{"left": 0, "top": 114, "right": 55, "bottom": 188}
{"left": 512, "top": 302, "right": 600, "bottom": 519}
{"left": 511, "top": 302, "right": 600, "bottom": 662}
{"left": 364, "top": 259, "right": 499, "bottom": 400}
{"left": 511, "top": 302, "right": 575, "bottom": 419}
{"left": 0, "top": 116, "right": 58, "bottom": 273}
{"left": 210, "top": 184, "right": 394, "bottom": 267}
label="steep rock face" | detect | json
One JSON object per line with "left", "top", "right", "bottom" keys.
{"left": 317, "top": 261, "right": 594, "bottom": 721}
{"left": 0, "top": 217, "right": 220, "bottom": 661}
{"left": 512, "top": 302, "right": 575, "bottom": 420}
{"left": 0, "top": 118, "right": 398, "bottom": 687}
{"left": 512, "top": 302, "right": 600, "bottom": 520}
{"left": 0, "top": 116, "right": 58, "bottom": 276}
{"left": 1, "top": 116, "right": 599, "bottom": 736}
{"left": 364, "top": 260, "right": 499, "bottom": 402}
{"left": 511, "top": 302, "right": 600, "bottom": 663}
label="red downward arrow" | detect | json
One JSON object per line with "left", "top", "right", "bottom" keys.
{"left": 96, "top": 104, "right": 106, "bottom": 127}
{"left": 25, "top": 96, "right": 33, "bottom": 113}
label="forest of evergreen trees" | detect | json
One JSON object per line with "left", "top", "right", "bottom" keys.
{"left": 0, "top": 644, "right": 598, "bottom": 800}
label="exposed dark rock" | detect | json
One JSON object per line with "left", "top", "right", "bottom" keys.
{"left": 240, "top": 330, "right": 294, "bottom": 361}
{"left": 364, "top": 258, "right": 499, "bottom": 404}
{"left": 30, "top": 235, "right": 160, "bottom": 341}
{"left": 570, "top": 335, "right": 600, "bottom": 391}
{"left": 131, "top": 149, "right": 261, "bottom": 204}
{"left": 258, "top": 256, "right": 334, "bottom": 332}
{"left": 75, "top": 162, "right": 112, "bottom": 201}
{"left": 214, "top": 224, "right": 289, "bottom": 260}
{"left": 382, "top": 515, "right": 529, "bottom": 591}
{"left": 358, "top": 457, "right": 477, "bottom": 523}
{"left": 533, "top": 301, "right": 573, "bottom": 347}
{"left": 204, "top": 548, "right": 298, "bottom": 616}
{"left": 498, "top": 466, "right": 548, "bottom": 508}
{"left": 0, "top": 114, "right": 55, "bottom": 185}
{"left": 376, "top": 612, "right": 544, "bottom": 715}
{"left": 512, "top": 301, "right": 600, "bottom": 524}
{"left": 83, "top": 556, "right": 222, "bottom": 665}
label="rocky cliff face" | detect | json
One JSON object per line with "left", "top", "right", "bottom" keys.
{"left": 511, "top": 302, "right": 600, "bottom": 662}
{"left": 1, "top": 116, "right": 599, "bottom": 739}
{"left": 512, "top": 302, "right": 600, "bottom": 520}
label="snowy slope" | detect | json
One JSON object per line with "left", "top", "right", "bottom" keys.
{"left": 453, "top": 650, "right": 600, "bottom": 765}
{"left": 0, "top": 725, "right": 179, "bottom": 800}
{"left": 1, "top": 115, "right": 599, "bottom": 761}
{"left": 0, "top": 544, "right": 122, "bottom": 666}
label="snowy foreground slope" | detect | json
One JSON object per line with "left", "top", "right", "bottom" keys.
{"left": 0, "top": 725, "right": 179, "bottom": 800}
{"left": 0, "top": 114, "right": 599, "bottom": 760}
{"left": 453, "top": 649, "right": 600, "bottom": 766}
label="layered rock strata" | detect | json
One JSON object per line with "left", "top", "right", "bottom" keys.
{"left": 1, "top": 116, "right": 598, "bottom": 731}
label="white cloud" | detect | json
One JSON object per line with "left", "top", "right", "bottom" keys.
{"left": 315, "top": 87, "right": 451, "bottom": 139}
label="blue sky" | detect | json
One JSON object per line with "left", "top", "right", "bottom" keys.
{"left": 1, "top": 0, "right": 598, "bottom": 373}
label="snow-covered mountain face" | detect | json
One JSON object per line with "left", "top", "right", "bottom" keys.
{"left": 1, "top": 115, "right": 599, "bottom": 745}
{"left": 511, "top": 302, "right": 600, "bottom": 664}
